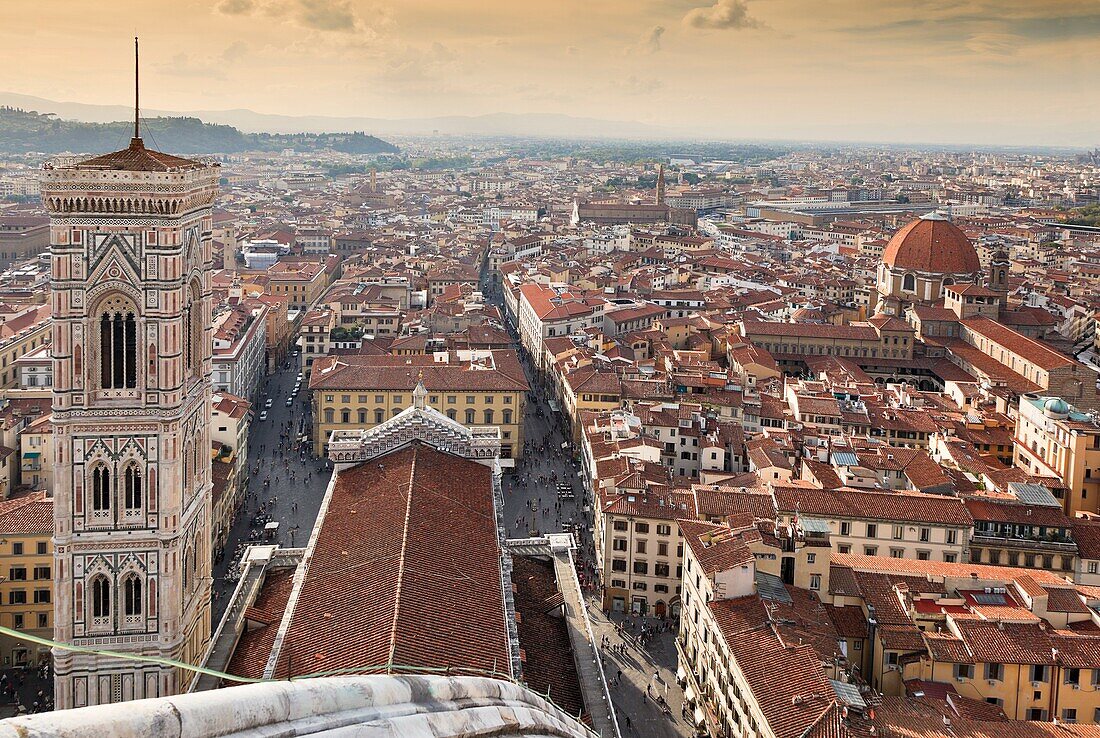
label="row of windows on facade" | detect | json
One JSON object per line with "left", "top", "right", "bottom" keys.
{"left": 7, "top": 588, "right": 50, "bottom": 605}
{"left": 6, "top": 611, "right": 49, "bottom": 632}
{"left": 970, "top": 546, "right": 1076, "bottom": 572}
{"left": 610, "top": 559, "right": 679, "bottom": 577}
{"left": 90, "top": 465, "right": 143, "bottom": 512}
{"left": 611, "top": 538, "right": 683, "bottom": 557}
{"left": 89, "top": 575, "right": 143, "bottom": 619}
{"left": 6, "top": 565, "right": 50, "bottom": 581}
{"left": 325, "top": 394, "right": 514, "bottom": 405}
{"left": 611, "top": 521, "right": 674, "bottom": 535}
{"left": 5, "top": 541, "right": 48, "bottom": 556}
{"left": 85, "top": 442, "right": 204, "bottom": 516}
{"left": 833, "top": 543, "right": 959, "bottom": 562}
{"left": 757, "top": 343, "right": 907, "bottom": 358}
{"left": 608, "top": 579, "right": 679, "bottom": 595}
{"left": 835, "top": 521, "right": 960, "bottom": 544}
{"left": 950, "top": 662, "right": 1100, "bottom": 687}
{"left": 324, "top": 406, "right": 514, "bottom": 425}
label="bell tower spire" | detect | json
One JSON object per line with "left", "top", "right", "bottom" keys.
{"left": 134, "top": 36, "right": 140, "bottom": 141}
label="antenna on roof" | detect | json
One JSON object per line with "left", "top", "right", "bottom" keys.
{"left": 133, "top": 36, "right": 141, "bottom": 141}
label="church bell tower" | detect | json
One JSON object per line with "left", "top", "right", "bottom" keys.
{"left": 41, "top": 39, "right": 218, "bottom": 708}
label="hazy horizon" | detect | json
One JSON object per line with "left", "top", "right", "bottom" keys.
{"left": 2, "top": 0, "right": 1098, "bottom": 147}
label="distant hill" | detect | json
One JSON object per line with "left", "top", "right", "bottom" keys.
{"left": 0, "top": 91, "right": 672, "bottom": 139}
{"left": 0, "top": 106, "right": 399, "bottom": 156}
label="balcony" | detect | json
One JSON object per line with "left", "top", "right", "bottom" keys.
{"left": 972, "top": 531, "right": 1077, "bottom": 552}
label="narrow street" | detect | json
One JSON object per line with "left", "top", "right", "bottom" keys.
{"left": 487, "top": 272, "right": 693, "bottom": 738}
{"left": 210, "top": 351, "right": 332, "bottom": 623}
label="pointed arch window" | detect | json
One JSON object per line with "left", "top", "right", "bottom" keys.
{"left": 99, "top": 297, "right": 137, "bottom": 390}
{"left": 183, "top": 443, "right": 192, "bottom": 492}
{"left": 91, "top": 575, "right": 111, "bottom": 619}
{"left": 124, "top": 465, "right": 143, "bottom": 511}
{"left": 92, "top": 465, "right": 111, "bottom": 513}
{"left": 183, "top": 548, "right": 192, "bottom": 593}
{"left": 123, "top": 575, "right": 142, "bottom": 617}
{"left": 185, "top": 281, "right": 203, "bottom": 380}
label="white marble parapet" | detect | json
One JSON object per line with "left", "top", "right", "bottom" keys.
{"left": 0, "top": 675, "right": 597, "bottom": 738}
{"left": 328, "top": 405, "right": 501, "bottom": 467}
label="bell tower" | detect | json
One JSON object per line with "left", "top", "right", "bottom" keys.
{"left": 988, "top": 245, "right": 1010, "bottom": 297}
{"left": 41, "top": 39, "right": 219, "bottom": 708}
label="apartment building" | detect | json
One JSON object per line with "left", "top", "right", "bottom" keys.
{"left": 773, "top": 483, "right": 973, "bottom": 563}
{"left": 18, "top": 412, "right": 52, "bottom": 493}
{"left": 601, "top": 493, "right": 689, "bottom": 617}
{"left": 517, "top": 283, "right": 606, "bottom": 369}
{"left": 0, "top": 303, "right": 51, "bottom": 389}
{"left": 820, "top": 554, "right": 1100, "bottom": 722}
{"left": 265, "top": 255, "right": 339, "bottom": 310}
{"left": 633, "top": 402, "right": 746, "bottom": 480}
{"left": 965, "top": 492, "right": 1078, "bottom": 577}
{"left": 211, "top": 393, "right": 252, "bottom": 549}
{"left": 0, "top": 491, "right": 53, "bottom": 667}
{"left": 211, "top": 300, "right": 268, "bottom": 402}
{"left": 13, "top": 344, "right": 51, "bottom": 388}
{"left": 426, "top": 263, "right": 480, "bottom": 305}
{"left": 0, "top": 216, "right": 49, "bottom": 270}
{"left": 677, "top": 519, "right": 841, "bottom": 738}
{"left": 1015, "top": 395, "right": 1100, "bottom": 516}
{"left": 299, "top": 308, "right": 336, "bottom": 368}
{"left": 294, "top": 227, "right": 333, "bottom": 254}
{"left": 915, "top": 614, "right": 1100, "bottom": 723}
{"left": 309, "top": 349, "right": 528, "bottom": 458}
{"left": 254, "top": 292, "right": 295, "bottom": 372}
{"left": 558, "top": 363, "right": 623, "bottom": 440}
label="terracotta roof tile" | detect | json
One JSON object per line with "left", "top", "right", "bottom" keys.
{"left": 274, "top": 443, "right": 512, "bottom": 678}
{"left": 0, "top": 491, "right": 52, "bottom": 535}
{"left": 71, "top": 138, "right": 207, "bottom": 172}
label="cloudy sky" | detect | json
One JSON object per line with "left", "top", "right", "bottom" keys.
{"left": 2, "top": 0, "right": 1098, "bottom": 145}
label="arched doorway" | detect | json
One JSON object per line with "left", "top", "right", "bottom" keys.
{"left": 654, "top": 600, "right": 667, "bottom": 618}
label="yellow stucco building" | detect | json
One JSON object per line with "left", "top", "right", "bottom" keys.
{"left": 0, "top": 491, "right": 53, "bottom": 667}
{"left": 309, "top": 350, "right": 528, "bottom": 459}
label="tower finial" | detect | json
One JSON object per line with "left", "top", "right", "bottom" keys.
{"left": 134, "top": 36, "right": 140, "bottom": 141}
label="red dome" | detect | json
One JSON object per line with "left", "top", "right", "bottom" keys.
{"left": 881, "top": 215, "right": 980, "bottom": 274}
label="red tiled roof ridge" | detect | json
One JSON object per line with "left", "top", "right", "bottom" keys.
{"left": 385, "top": 443, "right": 419, "bottom": 670}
